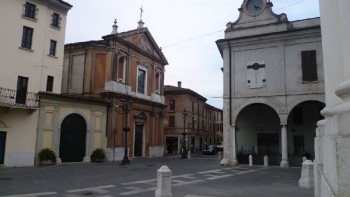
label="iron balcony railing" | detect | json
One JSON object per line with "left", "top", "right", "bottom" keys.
{"left": 0, "top": 87, "right": 39, "bottom": 109}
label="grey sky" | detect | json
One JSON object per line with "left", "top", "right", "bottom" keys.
{"left": 65, "top": 0, "right": 320, "bottom": 109}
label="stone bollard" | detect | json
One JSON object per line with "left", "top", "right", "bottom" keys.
{"left": 298, "top": 160, "right": 314, "bottom": 189}
{"left": 218, "top": 151, "right": 222, "bottom": 160}
{"left": 155, "top": 165, "right": 172, "bottom": 197}
{"left": 187, "top": 151, "right": 191, "bottom": 159}
{"left": 249, "top": 154, "right": 253, "bottom": 166}
{"left": 264, "top": 155, "right": 268, "bottom": 167}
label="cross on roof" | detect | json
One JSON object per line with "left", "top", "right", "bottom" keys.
{"left": 140, "top": 6, "right": 144, "bottom": 20}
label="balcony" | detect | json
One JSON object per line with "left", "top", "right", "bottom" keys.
{"left": 151, "top": 92, "right": 164, "bottom": 103}
{"left": 104, "top": 81, "right": 165, "bottom": 104}
{"left": 0, "top": 87, "right": 39, "bottom": 109}
{"left": 105, "top": 80, "right": 132, "bottom": 95}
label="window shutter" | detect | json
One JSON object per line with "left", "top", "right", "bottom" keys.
{"left": 301, "top": 50, "right": 318, "bottom": 81}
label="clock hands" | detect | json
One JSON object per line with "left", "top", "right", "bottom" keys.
{"left": 254, "top": 5, "right": 261, "bottom": 11}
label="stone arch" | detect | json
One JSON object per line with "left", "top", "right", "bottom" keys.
{"left": 287, "top": 96, "right": 325, "bottom": 115}
{"left": 235, "top": 103, "right": 281, "bottom": 165}
{"left": 287, "top": 100, "right": 325, "bottom": 165}
{"left": 59, "top": 109, "right": 89, "bottom": 130}
{"left": 233, "top": 98, "right": 281, "bottom": 124}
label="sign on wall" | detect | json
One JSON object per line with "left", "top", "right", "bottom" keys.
{"left": 246, "top": 61, "right": 266, "bottom": 89}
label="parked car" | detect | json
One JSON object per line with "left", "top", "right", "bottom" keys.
{"left": 203, "top": 145, "right": 217, "bottom": 155}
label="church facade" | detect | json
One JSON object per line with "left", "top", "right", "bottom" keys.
{"left": 63, "top": 19, "right": 168, "bottom": 161}
{"left": 217, "top": 0, "right": 324, "bottom": 167}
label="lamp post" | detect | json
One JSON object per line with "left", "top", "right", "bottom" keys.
{"left": 121, "top": 97, "right": 133, "bottom": 165}
{"left": 181, "top": 109, "right": 188, "bottom": 159}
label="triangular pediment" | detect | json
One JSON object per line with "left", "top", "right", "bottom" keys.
{"left": 134, "top": 111, "right": 147, "bottom": 120}
{"left": 118, "top": 28, "right": 164, "bottom": 61}
{"left": 134, "top": 111, "right": 147, "bottom": 125}
{"left": 102, "top": 28, "right": 168, "bottom": 65}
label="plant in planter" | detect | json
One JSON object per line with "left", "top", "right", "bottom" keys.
{"left": 38, "top": 148, "right": 56, "bottom": 165}
{"left": 90, "top": 148, "right": 106, "bottom": 162}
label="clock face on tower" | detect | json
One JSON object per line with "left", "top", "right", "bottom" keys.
{"left": 246, "top": 0, "right": 264, "bottom": 16}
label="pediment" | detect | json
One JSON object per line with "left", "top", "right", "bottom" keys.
{"left": 102, "top": 28, "right": 168, "bottom": 65}
{"left": 227, "top": 0, "right": 288, "bottom": 30}
{"left": 119, "top": 29, "right": 162, "bottom": 59}
{"left": 134, "top": 111, "right": 147, "bottom": 120}
{"left": 224, "top": 0, "right": 289, "bottom": 39}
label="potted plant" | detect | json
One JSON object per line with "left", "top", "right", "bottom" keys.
{"left": 38, "top": 148, "right": 56, "bottom": 165}
{"left": 90, "top": 148, "right": 106, "bottom": 162}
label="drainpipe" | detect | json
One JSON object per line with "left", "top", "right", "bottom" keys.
{"left": 228, "top": 42, "right": 232, "bottom": 125}
{"left": 82, "top": 45, "right": 87, "bottom": 96}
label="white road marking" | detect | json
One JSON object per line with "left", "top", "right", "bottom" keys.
{"left": 66, "top": 185, "right": 115, "bottom": 194}
{"left": 119, "top": 186, "right": 156, "bottom": 196}
{"left": 122, "top": 178, "right": 157, "bottom": 185}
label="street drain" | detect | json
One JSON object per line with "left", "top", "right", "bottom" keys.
{"left": 81, "top": 191, "right": 94, "bottom": 196}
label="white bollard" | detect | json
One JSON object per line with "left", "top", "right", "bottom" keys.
{"left": 187, "top": 151, "right": 191, "bottom": 159}
{"left": 249, "top": 155, "right": 253, "bottom": 166}
{"left": 218, "top": 151, "right": 222, "bottom": 160}
{"left": 298, "top": 160, "right": 314, "bottom": 188}
{"left": 264, "top": 155, "right": 269, "bottom": 167}
{"left": 155, "top": 165, "right": 172, "bottom": 197}
{"left": 302, "top": 156, "right": 307, "bottom": 162}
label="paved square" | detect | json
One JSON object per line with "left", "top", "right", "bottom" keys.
{"left": 0, "top": 155, "right": 313, "bottom": 197}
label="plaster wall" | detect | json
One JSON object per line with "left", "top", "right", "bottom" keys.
{"left": 232, "top": 34, "right": 323, "bottom": 99}
{"left": 0, "top": 0, "right": 69, "bottom": 94}
{"left": 0, "top": 109, "right": 39, "bottom": 166}
{"left": 36, "top": 97, "right": 107, "bottom": 163}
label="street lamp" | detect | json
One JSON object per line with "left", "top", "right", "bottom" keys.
{"left": 121, "top": 97, "right": 133, "bottom": 165}
{"left": 181, "top": 109, "right": 188, "bottom": 159}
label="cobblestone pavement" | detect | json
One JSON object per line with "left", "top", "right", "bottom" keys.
{"left": 0, "top": 155, "right": 313, "bottom": 197}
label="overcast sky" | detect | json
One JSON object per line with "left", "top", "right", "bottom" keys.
{"left": 65, "top": 0, "right": 320, "bottom": 109}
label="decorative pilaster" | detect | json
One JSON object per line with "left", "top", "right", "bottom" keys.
{"left": 280, "top": 125, "right": 289, "bottom": 167}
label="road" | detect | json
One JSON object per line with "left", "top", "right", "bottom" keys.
{"left": 0, "top": 154, "right": 313, "bottom": 197}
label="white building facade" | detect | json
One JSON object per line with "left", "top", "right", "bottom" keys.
{"left": 217, "top": 0, "right": 324, "bottom": 167}
{"left": 0, "top": 0, "right": 72, "bottom": 166}
{"left": 315, "top": 0, "right": 350, "bottom": 196}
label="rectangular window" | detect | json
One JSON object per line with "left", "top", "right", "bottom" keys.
{"left": 16, "top": 76, "right": 28, "bottom": 105}
{"left": 49, "top": 40, "right": 57, "bottom": 56}
{"left": 155, "top": 72, "right": 160, "bottom": 93}
{"left": 117, "top": 57, "right": 126, "bottom": 82}
{"left": 137, "top": 68, "right": 146, "bottom": 94}
{"left": 169, "top": 116, "right": 175, "bottom": 127}
{"left": 24, "top": 2, "right": 36, "bottom": 19}
{"left": 21, "top": 26, "right": 33, "bottom": 49}
{"left": 46, "top": 76, "right": 54, "bottom": 92}
{"left": 301, "top": 50, "right": 318, "bottom": 82}
{"left": 51, "top": 13, "right": 60, "bottom": 28}
{"left": 170, "top": 99, "right": 175, "bottom": 110}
